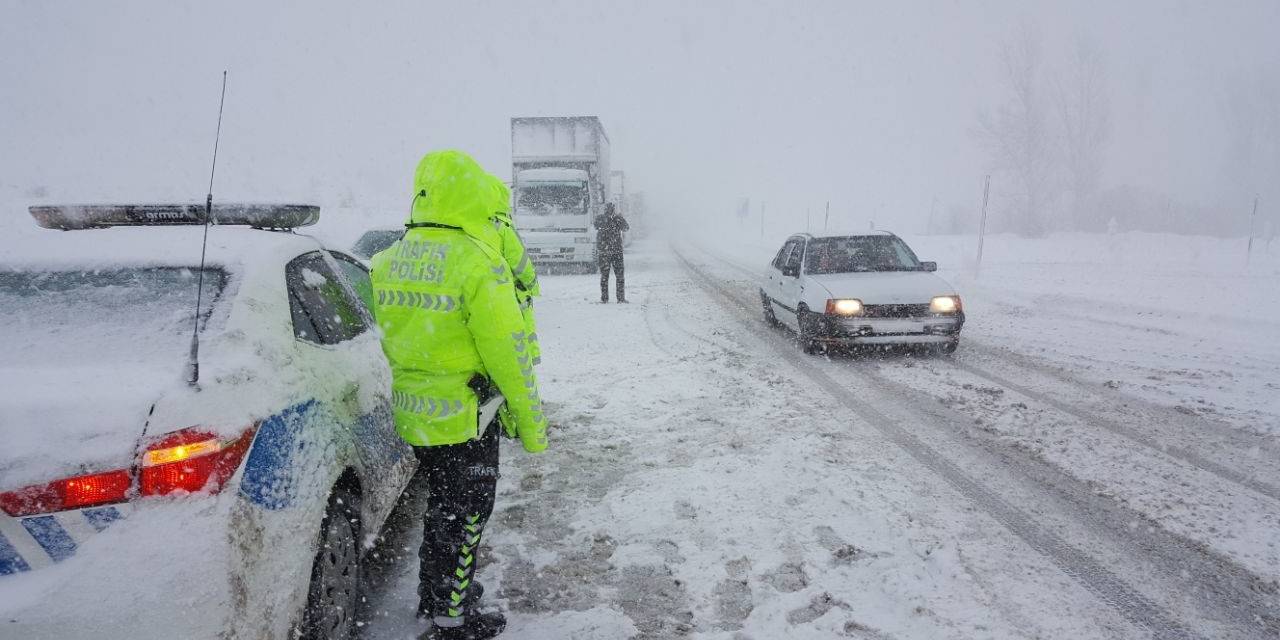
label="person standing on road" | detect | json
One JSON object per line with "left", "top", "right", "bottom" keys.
{"left": 370, "top": 150, "right": 549, "bottom": 640}
{"left": 594, "top": 202, "right": 629, "bottom": 303}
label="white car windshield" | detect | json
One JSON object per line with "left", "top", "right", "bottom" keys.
{"left": 0, "top": 267, "right": 227, "bottom": 367}
{"left": 352, "top": 229, "right": 404, "bottom": 259}
{"left": 804, "top": 236, "right": 922, "bottom": 274}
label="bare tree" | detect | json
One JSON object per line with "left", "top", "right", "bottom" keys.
{"left": 975, "top": 25, "right": 1055, "bottom": 237}
{"left": 1055, "top": 37, "right": 1110, "bottom": 231}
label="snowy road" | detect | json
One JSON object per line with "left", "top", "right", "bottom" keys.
{"left": 359, "top": 241, "right": 1278, "bottom": 640}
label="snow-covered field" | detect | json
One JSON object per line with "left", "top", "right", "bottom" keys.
{"left": 355, "top": 232, "right": 1279, "bottom": 639}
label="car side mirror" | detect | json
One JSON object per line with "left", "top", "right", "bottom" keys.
{"left": 781, "top": 264, "right": 800, "bottom": 277}
{"left": 920, "top": 261, "right": 937, "bottom": 272}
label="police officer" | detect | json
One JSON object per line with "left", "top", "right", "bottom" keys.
{"left": 485, "top": 175, "right": 541, "bottom": 366}
{"left": 371, "top": 150, "right": 548, "bottom": 640}
{"left": 593, "top": 202, "right": 629, "bottom": 303}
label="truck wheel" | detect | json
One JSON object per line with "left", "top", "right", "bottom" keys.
{"left": 760, "top": 290, "right": 780, "bottom": 327}
{"left": 302, "top": 486, "right": 361, "bottom": 640}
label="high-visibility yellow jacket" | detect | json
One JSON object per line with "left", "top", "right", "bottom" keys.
{"left": 486, "top": 177, "right": 542, "bottom": 364}
{"left": 370, "top": 150, "right": 547, "bottom": 452}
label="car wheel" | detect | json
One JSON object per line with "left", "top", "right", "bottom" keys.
{"left": 797, "top": 306, "right": 820, "bottom": 354}
{"left": 760, "top": 290, "right": 780, "bottom": 327}
{"left": 302, "top": 487, "right": 361, "bottom": 640}
{"left": 934, "top": 339, "right": 959, "bottom": 356}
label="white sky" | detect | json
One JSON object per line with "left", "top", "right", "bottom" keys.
{"left": 2, "top": 0, "right": 1277, "bottom": 233}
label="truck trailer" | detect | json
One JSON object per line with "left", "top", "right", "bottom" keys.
{"left": 511, "top": 116, "right": 611, "bottom": 268}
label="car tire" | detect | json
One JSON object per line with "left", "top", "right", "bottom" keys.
{"left": 301, "top": 486, "right": 362, "bottom": 640}
{"left": 760, "top": 290, "right": 780, "bottom": 327}
{"left": 797, "top": 306, "right": 820, "bottom": 354}
{"left": 934, "top": 339, "right": 959, "bottom": 356}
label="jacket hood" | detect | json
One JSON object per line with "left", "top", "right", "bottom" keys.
{"left": 486, "top": 174, "right": 512, "bottom": 216}
{"left": 409, "top": 150, "right": 501, "bottom": 252}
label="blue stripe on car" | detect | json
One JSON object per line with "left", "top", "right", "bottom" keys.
{"left": 21, "top": 516, "right": 76, "bottom": 562}
{"left": 0, "top": 530, "right": 31, "bottom": 575}
{"left": 82, "top": 506, "right": 122, "bottom": 532}
{"left": 239, "top": 399, "right": 318, "bottom": 510}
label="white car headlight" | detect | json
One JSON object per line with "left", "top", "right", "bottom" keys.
{"left": 825, "top": 298, "right": 864, "bottom": 316}
{"left": 930, "top": 295, "right": 961, "bottom": 314}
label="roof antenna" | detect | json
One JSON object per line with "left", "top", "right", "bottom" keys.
{"left": 186, "top": 70, "right": 228, "bottom": 388}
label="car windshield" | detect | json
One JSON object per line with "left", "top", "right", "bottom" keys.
{"left": 352, "top": 229, "right": 404, "bottom": 259}
{"left": 0, "top": 267, "right": 227, "bottom": 368}
{"left": 516, "top": 183, "right": 587, "bottom": 216}
{"left": 804, "top": 236, "right": 922, "bottom": 274}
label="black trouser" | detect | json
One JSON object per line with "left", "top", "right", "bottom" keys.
{"left": 413, "top": 419, "right": 500, "bottom": 619}
{"left": 599, "top": 251, "right": 625, "bottom": 301}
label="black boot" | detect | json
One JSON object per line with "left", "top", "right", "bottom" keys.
{"left": 420, "top": 610, "right": 506, "bottom": 640}
{"left": 417, "top": 582, "right": 484, "bottom": 619}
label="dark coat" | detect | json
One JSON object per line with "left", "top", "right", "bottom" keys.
{"left": 593, "top": 212, "right": 629, "bottom": 255}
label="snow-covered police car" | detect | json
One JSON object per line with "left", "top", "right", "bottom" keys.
{"left": 0, "top": 204, "right": 415, "bottom": 640}
{"left": 760, "top": 232, "right": 964, "bottom": 354}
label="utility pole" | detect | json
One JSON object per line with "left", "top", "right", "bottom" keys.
{"left": 806, "top": 207, "right": 811, "bottom": 233}
{"left": 824, "top": 201, "right": 830, "bottom": 231}
{"left": 975, "top": 175, "right": 991, "bottom": 278}
{"left": 1247, "top": 194, "right": 1259, "bottom": 265}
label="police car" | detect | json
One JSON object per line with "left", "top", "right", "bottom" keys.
{"left": 0, "top": 204, "right": 415, "bottom": 640}
{"left": 761, "top": 232, "right": 965, "bottom": 354}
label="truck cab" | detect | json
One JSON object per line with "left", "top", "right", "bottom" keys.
{"left": 513, "top": 168, "right": 595, "bottom": 264}
{"left": 511, "top": 116, "right": 611, "bottom": 269}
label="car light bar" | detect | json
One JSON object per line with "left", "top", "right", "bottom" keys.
{"left": 29, "top": 203, "right": 320, "bottom": 231}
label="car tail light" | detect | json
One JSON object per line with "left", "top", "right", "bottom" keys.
{"left": 0, "top": 469, "right": 132, "bottom": 517}
{"left": 139, "top": 426, "right": 257, "bottom": 497}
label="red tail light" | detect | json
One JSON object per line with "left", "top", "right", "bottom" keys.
{"left": 139, "top": 426, "right": 256, "bottom": 497}
{"left": 0, "top": 469, "right": 132, "bottom": 517}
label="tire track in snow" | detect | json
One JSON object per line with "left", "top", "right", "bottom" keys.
{"left": 696, "top": 242, "right": 1280, "bottom": 505}
{"left": 675, "top": 247, "right": 1202, "bottom": 640}
{"left": 959, "top": 340, "right": 1280, "bottom": 456}
{"left": 944, "top": 358, "right": 1280, "bottom": 503}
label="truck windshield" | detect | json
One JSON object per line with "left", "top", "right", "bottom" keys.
{"left": 804, "top": 236, "right": 922, "bottom": 274}
{"left": 517, "top": 183, "right": 587, "bottom": 216}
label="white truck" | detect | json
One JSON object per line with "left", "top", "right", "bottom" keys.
{"left": 511, "top": 116, "right": 611, "bottom": 268}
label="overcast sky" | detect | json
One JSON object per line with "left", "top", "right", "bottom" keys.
{"left": 2, "top": 0, "right": 1277, "bottom": 234}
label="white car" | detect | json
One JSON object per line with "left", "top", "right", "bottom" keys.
{"left": 760, "top": 232, "right": 964, "bottom": 354}
{"left": 0, "top": 204, "right": 415, "bottom": 640}
{"left": 351, "top": 225, "right": 404, "bottom": 264}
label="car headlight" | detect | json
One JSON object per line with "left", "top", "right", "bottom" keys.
{"left": 930, "top": 295, "right": 961, "bottom": 314}
{"left": 825, "top": 298, "right": 864, "bottom": 316}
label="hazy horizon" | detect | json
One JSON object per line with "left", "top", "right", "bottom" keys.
{"left": 2, "top": 0, "right": 1277, "bottom": 237}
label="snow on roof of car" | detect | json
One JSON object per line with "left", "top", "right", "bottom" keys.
{"left": 0, "top": 225, "right": 324, "bottom": 271}
{"left": 795, "top": 229, "right": 898, "bottom": 240}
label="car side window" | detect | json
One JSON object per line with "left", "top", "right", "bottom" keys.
{"left": 784, "top": 239, "right": 805, "bottom": 272}
{"left": 776, "top": 240, "right": 798, "bottom": 271}
{"left": 328, "top": 251, "right": 375, "bottom": 314}
{"left": 285, "top": 252, "right": 368, "bottom": 345}
{"left": 772, "top": 242, "right": 791, "bottom": 269}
